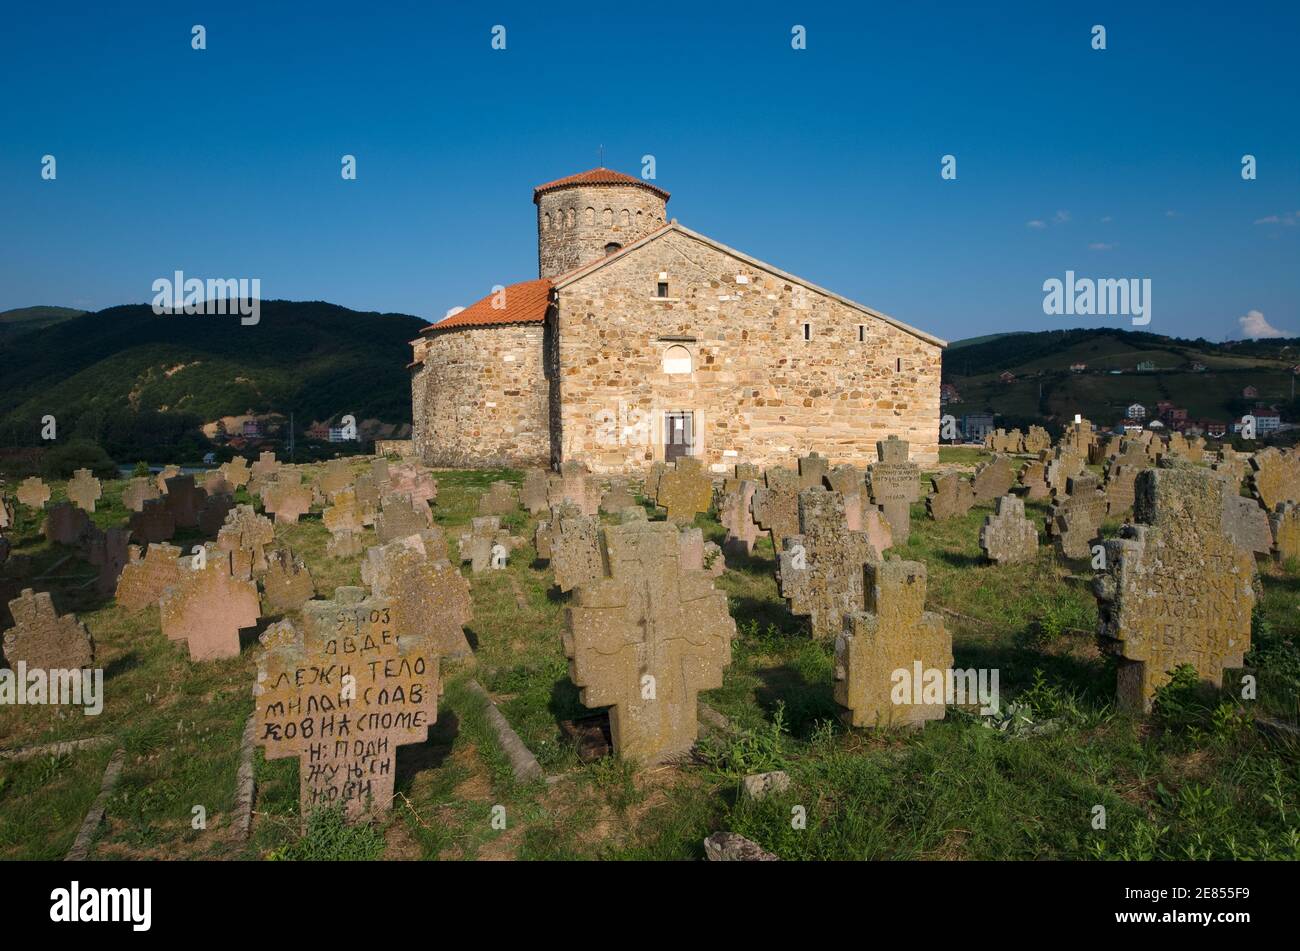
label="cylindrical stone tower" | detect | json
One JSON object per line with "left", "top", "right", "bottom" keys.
{"left": 533, "top": 168, "right": 670, "bottom": 279}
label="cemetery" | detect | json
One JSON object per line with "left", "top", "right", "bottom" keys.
{"left": 0, "top": 428, "right": 1296, "bottom": 862}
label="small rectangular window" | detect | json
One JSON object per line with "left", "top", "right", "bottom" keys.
{"left": 858, "top": 325, "right": 865, "bottom": 342}
{"left": 656, "top": 282, "right": 669, "bottom": 298}
{"left": 803, "top": 323, "right": 811, "bottom": 341}
{"left": 896, "top": 358, "right": 902, "bottom": 372}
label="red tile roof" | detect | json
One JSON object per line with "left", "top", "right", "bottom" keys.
{"left": 533, "top": 167, "right": 670, "bottom": 203}
{"left": 421, "top": 278, "right": 553, "bottom": 333}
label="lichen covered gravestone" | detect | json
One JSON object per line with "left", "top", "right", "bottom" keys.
{"left": 776, "top": 487, "right": 881, "bottom": 639}
{"left": 262, "top": 473, "right": 313, "bottom": 525}
{"left": 115, "top": 542, "right": 185, "bottom": 612}
{"left": 979, "top": 495, "right": 1038, "bottom": 564}
{"left": 867, "top": 436, "right": 920, "bottom": 543}
{"left": 261, "top": 548, "right": 316, "bottom": 614}
{"left": 926, "top": 473, "right": 974, "bottom": 520}
{"left": 600, "top": 479, "right": 635, "bottom": 515}
{"left": 548, "top": 461, "right": 599, "bottom": 515}
{"left": 16, "top": 477, "right": 51, "bottom": 510}
{"left": 122, "top": 477, "right": 161, "bottom": 513}
{"left": 834, "top": 560, "right": 952, "bottom": 729}
{"left": 751, "top": 467, "right": 800, "bottom": 550}
{"left": 547, "top": 509, "right": 603, "bottom": 592}
{"left": 971, "top": 455, "right": 1014, "bottom": 504}
{"left": 656, "top": 457, "right": 713, "bottom": 525}
{"left": 1250, "top": 447, "right": 1300, "bottom": 511}
{"left": 363, "top": 539, "right": 473, "bottom": 658}
{"left": 1094, "top": 466, "right": 1255, "bottom": 714}
{"left": 3, "top": 588, "right": 94, "bottom": 670}
{"left": 255, "top": 587, "right": 441, "bottom": 820}
{"left": 458, "top": 516, "right": 515, "bottom": 573}
{"left": 797, "top": 452, "right": 828, "bottom": 490}
{"left": 375, "top": 492, "right": 431, "bottom": 544}
{"left": 1049, "top": 473, "right": 1107, "bottom": 559}
{"left": 1221, "top": 492, "right": 1271, "bottom": 557}
{"left": 128, "top": 498, "right": 175, "bottom": 544}
{"left": 719, "top": 479, "right": 760, "bottom": 557}
{"left": 1019, "top": 461, "right": 1049, "bottom": 501}
{"left": 1269, "top": 501, "right": 1300, "bottom": 564}
{"left": 563, "top": 519, "right": 735, "bottom": 764}
{"left": 521, "top": 469, "right": 550, "bottom": 514}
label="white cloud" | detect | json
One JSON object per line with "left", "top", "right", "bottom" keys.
{"left": 1254, "top": 213, "right": 1297, "bottom": 226}
{"left": 1052, "top": 210, "right": 1071, "bottom": 224}
{"left": 1165, "top": 210, "right": 1180, "bottom": 218}
{"left": 441, "top": 305, "right": 465, "bottom": 321}
{"left": 1238, "top": 309, "right": 1292, "bottom": 339}
{"left": 1100, "top": 215, "right": 1113, "bottom": 223}
{"left": 1026, "top": 219, "right": 1046, "bottom": 230}
{"left": 1088, "top": 242, "right": 1114, "bottom": 251}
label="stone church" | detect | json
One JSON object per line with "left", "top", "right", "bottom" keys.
{"left": 409, "top": 167, "right": 945, "bottom": 473}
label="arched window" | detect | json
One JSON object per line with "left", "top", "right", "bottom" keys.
{"left": 566, "top": 207, "right": 576, "bottom": 227}
{"left": 605, "top": 242, "right": 622, "bottom": 255}
{"left": 603, "top": 208, "right": 614, "bottom": 226}
{"left": 636, "top": 210, "right": 643, "bottom": 227}
{"left": 663, "top": 345, "right": 692, "bottom": 374}
{"left": 585, "top": 207, "right": 595, "bottom": 226}
{"left": 542, "top": 213, "right": 550, "bottom": 232}
{"left": 621, "top": 209, "right": 631, "bottom": 227}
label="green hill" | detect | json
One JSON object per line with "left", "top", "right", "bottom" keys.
{"left": 944, "top": 327, "right": 1300, "bottom": 431}
{"left": 0, "top": 301, "right": 427, "bottom": 461}
{"left": 0, "top": 306, "right": 86, "bottom": 340}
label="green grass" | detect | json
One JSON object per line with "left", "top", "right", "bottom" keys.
{"left": 2, "top": 459, "right": 1299, "bottom": 861}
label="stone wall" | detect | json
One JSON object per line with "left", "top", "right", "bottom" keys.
{"left": 551, "top": 229, "right": 943, "bottom": 472}
{"left": 536, "top": 184, "right": 667, "bottom": 279}
{"left": 410, "top": 324, "right": 550, "bottom": 468}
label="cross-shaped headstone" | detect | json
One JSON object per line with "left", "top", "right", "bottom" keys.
{"left": 67, "top": 469, "right": 102, "bottom": 513}
{"left": 1095, "top": 465, "right": 1255, "bottom": 714}
{"left": 155, "top": 465, "right": 181, "bottom": 494}
{"left": 1019, "top": 460, "right": 1050, "bottom": 500}
{"left": 363, "top": 538, "right": 473, "bottom": 658}
{"left": 255, "top": 586, "right": 441, "bottom": 821}
{"left": 751, "top": 466, "right": 800, "bottom": 550}
{"left": 825, "top": 465, "right": 867, "bottom": 530}
{"left": 600, "top": 479, "right": 635, "bottom": 514}
{"left": 3, "top": 588, "right": 94, "bottom": 670}
{"left": 261, "top": 548, "right": 316, "bottom": 614}
{"left": 122, "top": 477, "right": 161, "bottom": 512}
{"left": 262, "top": 473, "right": 313, "bottom": 525}
{"left": 43, "top": 502, "right": 92, "bottom": 546}
{"left": 1250, "top": 447, "right": 1300, "bottom": 511}
{"left": 163, "top": 474, "right": 206, "bottom": 529}
{"left": 867, "top": 437, "right": 920, "bottom": 543}
{"left": 719, "top": 479, "right": 760, "bottom": 557}
{"left": 797, "top": 452, "right": 828, "bottom": 489}
{"left": 458, "top": 516, "right": 515, "bottom": 573}
{"left": 217, "top": 504, "right": 274, "bottom": 578}
{"left": 375, "top": 492, "right": 431, "bottom": 544}
{"left": 656, "top": 458, "right": 713, "bottom": 525}
{"left": 521, "top": 469, "right": 550, "bottom": 514}
{"left": 127, "top": 498, "right": 176, "bottom": 544}
{"left": 979, "top": 495, "right": 1039, "bottom": 564}
{"left": 115, "top": 542, "right": 185, "bottom": 612}
{"left": 316, "top": 459, "right": 354, "bottom": 500}
{"left": 563, "top": 519, "right": 735, "bottom": 763}
{"left": 547, "top": 508, "right": 603, "bottom": 592}
{"left": 220, "top": 455, "right": 251, "bottom": 489}
{"left": 16, "top": 476, "right": 51, "bottom": 510}
{"left": 160, "top": 549, "right": 261, "bottom": 661}
{"left": 834, "top": 559, "right": 952, "bottom": 729}
{"left": 1049, "top": 473, "right": 1106, "bottom": 559}
{"left": 387, "top": 463, "right": 438, "bottom": 507}
{"left": 926, "top": 473, "right": 974, "bottom": 520}
{"left": 776, "top": 486, "right": 882, "bottom": 639}
{"left": 971, "top": 455, "right": 1014, "bottom": 503}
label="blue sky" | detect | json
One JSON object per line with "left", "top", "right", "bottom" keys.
{"left": 2, "top": 1, "right": 1296, "bottom": 343}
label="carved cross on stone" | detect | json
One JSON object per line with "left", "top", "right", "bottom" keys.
{"left": 776, "top": 487, "right": 881, "bottom": 639}
{"left": 834, "top": 560, "right": 952, "bottom": 729}
{"left": 980, "top": 495, "right": 1039, "bottom": 564}
{"left": 255, "top": 587, "right": 441, "bottom": 821}
{"left": 1094, "top": 466, "right": 1255, "bottom": 714}
{"left": 458, "top": 516, "right": 515, "bottom": 573}
{"left": 262, "top": 473, "right": 313, "bottom": 525}
{"left": 751, "top": 466, "right": 799, "bottom": 550}
{"left": 16, "top": 477, "right": 51, "bottom": 510}
{"left": 160, "top": 549, "right": 261, "bottom": 661}
{"left": 563, "top": 519, "right": 735, "bottom": 764}
{"left": 363, "top": 538, "right": 473, "bottom": 658}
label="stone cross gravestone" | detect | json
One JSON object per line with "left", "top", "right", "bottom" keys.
{"left": 600, "top": 479, "right": 635, "bottom": 515}
{"left": 128, "top": 498, "right": 176, "bottom": 544}
{"left": 220, "top": 456, "right": 251, "bottom": 489}
{"left": 316, "top": 459, "right": 354, "bottom": 500}
{"left": 261, "top": 548, "right": 316, "bottom": 614}
{"left": 1094, "top": 466, "right": 1255, "bottom": 714}
{"left": 1250, "top": 447, "right": 1300, "bottom": 511}
{"left": 1049, "top": 473, "right": 1107, "bottom": 559}
{"left": 363, "top": 539, "right": 473, "bottom": 658}
{"left": 67, "top": 469, "right": 102, "bottom": 513}
{"left": 1221, "top": 491, "right": 1271, "bottom": 557}
{"left": 458, "top": 516, "right": 515, "bottom": 573}
{"left": 43, "top": 502, "right": 92, "bottom": 547}
{"left": 1019, "top": 461, "right": 1050, "bottom": 501}
{"left": 3, "top": 588, "right": 94, "bottom": 670}
{"left": 797, "top": 452, "right": 828, "bottom": 490}
{"left": 478, "top": 480, "right": 519, "bottom": 516}
{"left": 751, "top": 467, "right": 800, "bottom": 551}
{"left": 255, "top": 587, "right": 441, "bottom": 821}
{"left": 122, "top": 477, "right": 162, "bottom": 513}
{"left": 776, "top": 487, "right": 882, "bottom": 639}
{"left": 160, "top": 550, "right": 261, "bottom": 661}
{"left": 656, "top": 458, "right": 713, "bottom": 525}
{"left": 387, "top": 463, "right": 438, "bottom": 507}
{"left": 563, "top": 519, "right": 735, "bottom": 763}
{"left": 1104, "top": 463, "right": 1139, "bottom": 519}
{"left": 217, "top": 504, "right": 274, "bottom": 578}
{"left": 16, "top": 477, "right": 51, "bottom": 510}
{"left": 971, "top": 455, "right": 1015, "bottom": 504}
{"left": 1269, "top": 501, "right": 1300, "bottom": 564}
{"left": 375, "top": 492, "right": 431, "bottom": 544}
{"left": 521, "top": 469, "right": 550, "bottom": 514}
{"left": 979, "top": 495, "right": 1039, "bottom": 564}
{"left": 262, "top": 473, "right": 313, "bottom": 525}
{"left": 926, "top": 473, "right": 974, "bottom": 520}
{"left": 548, "top": 509, "right": 603, "bottom": 592}
{"left": 115, "top": 542, "right": 185, "bottom": 612}
{"left": 867, "top": 437, "right": 920, "bottom": 543}
{"left": 719, "top": 479, "right": 760, "bottom": 557}
{"left": 163, "top": 475, "right": 206, "bottom": 529}
{"left": 155, "top": 465, "right": 181, "bottom": 493}
{"left": 834, "top": 560, "right": 952, "bottom": 729}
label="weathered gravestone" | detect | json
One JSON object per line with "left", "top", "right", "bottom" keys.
{"left": 387, "top": 462, "right": 438, "bottom": 507}
{"left": 255, "top": 587, "right": 441, "bottom": 821}
{"left": 362, "top": 539, "right": 473, "bottom": 658}
{"left": 867, "top": 436, "right": 920, "bottom": 543}
{"left": 1269, "top": 501, "right": 1300, "bottom": 564}
{"left": 834, "top": 560, "right": 952, "bottom": 729}
{"left": 547, "top": 461, "right": 600, "bottom": 516}
{"left": 163, "top": 475, "right": 207, "bottom": 529}
{"left": 458, "top": 516, "right": 515, "bottom": 573}
{"left": 600, "top": 479, "right": 635, "bottom": 515}
{"left": 521, "top": 469, "right": 550, "bottom": 514}
{"left": 644, "top": 462, "right": 666, "bottom": 503}
{"left": 122, "top": 477, "right": 161, "bottom": 513}
{"left": 322, "top": 487, "right": 366, "bottom": 557}
{"left": 261, "top": 548, "right": 316, "bottom": 614}
{"left": 198, "top": 493, "right": 236, "bottom": 537}
{"left": 87, "top": 527, "right": 131, "bottom": 598}
{"left": 1250, "top": 447, "right": 1300, "bottom": 511}
{"left": 155, "top": 465, "right": 181, "bottom": 494}
{"left": 1045, "top": 448, "right": 1085, "bottom": 496}
{"left": 534, "top": 502, "right": 579, "bottom": 561}
{"left": 67, "top": 469, "right": 102, "bottom": 513}
{"left": 1094, "top": 466, "right": 1255, "bottom": 714}
{"left": 1061, "top": 417, "right": 1097, "bottom": 456}
{"left": 128, "top": 498, "right": 175, "bottom": 544}
{"left": 1221, "top": 492, "right": 1271, "bottom": 557}
{"left": 3, "top": 589, "right": 93, "bottom": 670}
{"left": 979, "top": 495, "right": 1039, "bottom": 564}
{"left": 160, "top": 550, "right": 261, "bottom": 661}
{"left": 776, "top": 487, "right": 881, "bottom": 639}
{"left": 751, "top": 467, "right": 800, "bottom": 550}
{"left": 1104, "top": 463, "right": 1139, "bottom": 519}
{"left": 1023, "top": 425, "right": 1051, "bottom": 454}
{"left": 797, "top": 452, "right": 828, "bottom": 490}
{"left": 971, "top": 455, "right": 1015, "bottom": 504}
{"left": 1213, "top": 448, "right": 1251, "bottom": 492}
{"left": 656, "top": 457, "right": 713, "bottom": 525}
{"left": 16, "top": 477, "right": 51, "bottom": 510}
{"left": 249, "top": 452, "right": 279, "bottom": 484}
{"left": 547, "top": 509, "right": 603, "bottom": 592}
{"left": 563, "top": 519, "right": 735, "bottom": 763}
{"left": 1049, "top": 473, "right": 1107, "bottom": 559}
{"left": 217, "top": 504, "right": 274, "bottom": 579}
{"left": 375, "top": 492, "right": 431, "bottom": 544}
{"left": 825, "top": 465, "right": 866, "bottom": 529}
{"left": 219, "top": 455, "right": 251, "bottom": 489}
{"left": 478, "top": 480, "right": 519, "bottom": 516}
{"left": 204, "top": 470, "right": 235, "bottom": 498}
{"left": 719, "top": 479, "right": 760, "bottom": 556}
{"left": 114, "top": 543, "right": 185, "bottom": 612}
{"left": 262, "top": 473, "right": 313, "bottom": 525}
{"left": 316, "top": 459, "right": 354, "bottom": 500}
{"left": 721, "top": 463, "right": 761, "bottom": 494}
{"left": 44, "top": 502, "right": 92, "bottom": 547}
{"left": 1019, "top": 461, "right": 1050, "bottom": 501}
{"left": 926, "top": 473, "right": 974, "bottom": 520}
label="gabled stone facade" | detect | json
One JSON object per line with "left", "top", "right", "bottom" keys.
{"left": 410, "top": 168, "right": 944, "bottom": 472}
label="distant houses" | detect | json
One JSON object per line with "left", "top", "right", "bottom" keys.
{"left": 1069, "top": 362, "right": 1087, "bottom": 373}
{"left": 1136, "top": 360, "right": 1156, "bottom": 372}
{"left": 961, "top": 412, "right": 996, "bottom": 442}
{"left": 998, "top": 371, "right": 1016, "bottom": 384}
{"left": 1243, "top": 385, "right": 1259, "bottom": 399}
{"left": 1126, "top": 402, "right": 1146, "bottom": 420}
